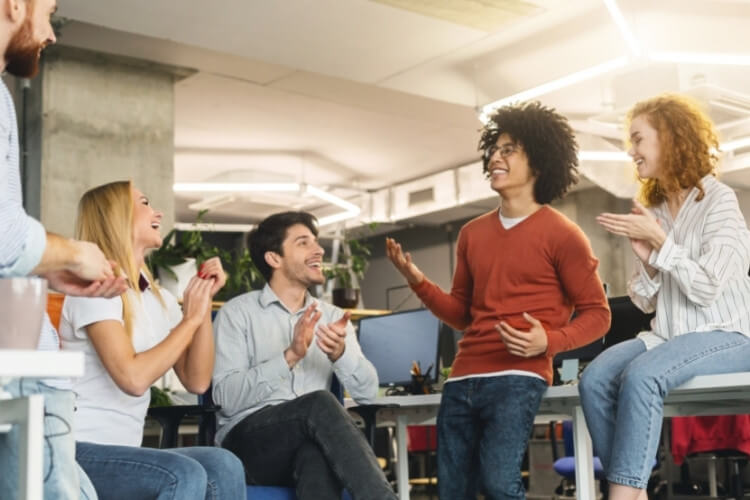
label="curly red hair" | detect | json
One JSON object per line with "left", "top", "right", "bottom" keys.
{"left": 627, "top": 94, "right": 720, "bottom": 206}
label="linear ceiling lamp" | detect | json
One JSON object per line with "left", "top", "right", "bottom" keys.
{"left": 174, "top": 222, "right": 255, "bottom": 233}
{"left": 602, "top": 0, "right": 641, "bottom": 56}
{"left": 173, "top": 182, "right": 361, "bottom": 227}
{"left": 579, "top": 150, "right": 631, "bottom": 162}
{"left": 723, "top": 136, "right": 750, "bottom": 153}
{"left": 650, "top": 52, "right": 750, "bottom": 66}
{"left": 479, "top": 56, "right": 629, "bottom": 123}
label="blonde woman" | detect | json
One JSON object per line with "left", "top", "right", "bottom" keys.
{"left": 580, "top": 95, "right": 750, "bottom": 500}
{"left": 59, "top": 180, "right": 245, "bottom": 500}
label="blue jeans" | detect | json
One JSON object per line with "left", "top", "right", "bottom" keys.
{"left": 76, "top": 442, "right": 246, "bottom": 500}
{"left": 579, "top": 331, "right": 750, "bottom": 489}
{"left": 437, "top": 375, "right": 547, "bottom": 500}
{"left": 0, "top": 378, "right": 97, "bottom": 499}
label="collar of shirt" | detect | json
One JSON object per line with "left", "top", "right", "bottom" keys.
{"left": 259, "top": 283, "right": 317, "bottom": 314}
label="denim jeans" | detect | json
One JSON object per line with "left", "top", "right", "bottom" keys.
{"left": 0, "top": 378, "right": 97, "bottom": 499}
{"left": 437, "top": 375, "right": 548, "bottom": 500}
{"left": 579, "top": 331, "right": 750, "bottom": 489}
{"left": 221, "top": 390, "right": 395, "bottom": 500}
{"left": 76, "top": 441, "right": 246, "bottom": 500}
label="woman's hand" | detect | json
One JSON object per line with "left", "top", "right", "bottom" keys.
{"left": 181, "top": 276, "right": 213, "bottom": 325}
{"left": 597, "top": 199, "right": 667, "bottom": 250}
{"left": 385, "top": 237, "right": 424, "bottom": 286}
{"left": 198, "top": 257, "right": 226, "bottom": 297}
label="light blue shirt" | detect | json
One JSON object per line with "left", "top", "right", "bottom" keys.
{"left": 0, "top": 80, "right": 46, "bottom": 278}
{"left": 0, "top": 79, "right": 59, "bottom": 356}
{"left": 212, "top": 284, "right": 378, "bottom": 444}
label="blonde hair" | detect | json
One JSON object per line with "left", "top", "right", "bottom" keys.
{"left": 75, "top": 180, "right": 164, "bottom": 338}
{"left": 627, "top": 94, "right": 720, "bottom": 207}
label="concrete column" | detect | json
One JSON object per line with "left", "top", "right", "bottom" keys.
{"left": 23, "top": 45, "right": 194, "bottom": 237}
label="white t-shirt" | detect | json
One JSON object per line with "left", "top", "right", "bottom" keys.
{"left": 59, "top": 280, "right": 182, "bottom": 446}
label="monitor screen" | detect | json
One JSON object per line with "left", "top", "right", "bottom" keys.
{"left": 358, "top": 308, "right": 441, "bottom": 388}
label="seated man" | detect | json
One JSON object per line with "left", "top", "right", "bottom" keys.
{"left": 213, "top": 211, "right": 396, "bottom": 500}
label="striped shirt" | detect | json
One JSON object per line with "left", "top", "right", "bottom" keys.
{"left": 629, "top": 175, "right": 750, "bottom": 348}
{"left": 0, "top": 79, "right": 59, "bottom": 354}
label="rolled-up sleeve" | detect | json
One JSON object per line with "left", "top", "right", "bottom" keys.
{"left": 0, "top": 217, "right": 46, "bottom": 277}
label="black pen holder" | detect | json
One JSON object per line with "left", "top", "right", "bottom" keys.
{"left": 409, "top": 374, "right": 433, "bottom": 395}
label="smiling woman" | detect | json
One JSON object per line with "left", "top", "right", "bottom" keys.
{"left": 57, "top": 180, "right": 246, "bottom": 500}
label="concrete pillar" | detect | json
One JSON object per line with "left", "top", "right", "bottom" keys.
{"left": 22, "top": 45, "right": 194, "bottom": 237}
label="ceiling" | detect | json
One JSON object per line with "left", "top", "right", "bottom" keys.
{"left": 55, "top": 0, "right": 750, "bottom": 231}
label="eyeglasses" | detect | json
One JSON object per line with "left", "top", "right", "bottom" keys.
{"left": 484, "top": 143, "right": 520, "bottom": 161}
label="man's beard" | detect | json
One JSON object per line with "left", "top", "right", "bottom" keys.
{"left": 5, "top": 17, "right": 44, "bottom": 79}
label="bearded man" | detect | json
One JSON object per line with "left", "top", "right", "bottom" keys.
{"left": 0, "top": 1, "right": 127, "bottom": 498}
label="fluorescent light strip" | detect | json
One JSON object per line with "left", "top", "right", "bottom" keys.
{"left": 173, "top": 182, "right": 361, "bottom": 227}
{"left": 480, "top": 56, "right": 629, "bottom": 122}
{"left": 579, "top": 151, "right": 631, "bottom": 162}
{"left": 650, "top": 52, "right": 750, "bottom": 66}
{"left": 305, "top": 185, "right": 360, "bottom": 213}
{"left": 174, "top": 182, "right": 300, "bottom": 193}
{"left": 723, "top": 137, "right": 750, "bottom": 152}
{"left": 602, "top": 0, "right": 641, "bottom": 56}
{"left": 174, "top": 222, "right": 255, "bottom": 233}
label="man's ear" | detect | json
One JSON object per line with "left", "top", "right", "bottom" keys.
{"left": 5, "top": 0, "right": 25, "bottom": 24}
{"left": 264, "top": 251, "right": 281, "bottom": 270}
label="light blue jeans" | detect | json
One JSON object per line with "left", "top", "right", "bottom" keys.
{"left": 76, "top": 441, "right": 246, "bottom": 500}
{"left": 579, "top": 331, "right": 750, "bottom": 489}
{"left": 0, "top": 378, "right": 97, "bottom": 499}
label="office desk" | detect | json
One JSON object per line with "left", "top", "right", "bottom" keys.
{"left": 0, "top": 350, "right": 85, "bottom": 500}
{"left": 348, "top": 372, "right": 750, "bottom": 500}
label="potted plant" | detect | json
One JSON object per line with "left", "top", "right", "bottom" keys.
{"left": 147, "top": 211, "right": 263, "bottom": 301}
{"left": 324, "top": 231, "right": 373, "bottom": 309}
{"left": 146, "top": 212, "right": 215, "bottom": 298}
{"left": 212, "top": 247, "right": 264, "bottom": 302}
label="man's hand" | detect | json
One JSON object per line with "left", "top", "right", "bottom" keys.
{"left": 67, "top": 240, "right": 116, "bottom": 281}
{"left": 316, "top": 311, "right": 350, "bottom": 362}
{"left": 44, "top": 267, "right": 127, "bottom": 298}
{"left": 496, "top": 312, "right": 548, "bottom": 358}
{"left": 385, "top": 237, "right": 424, "bottom": 285}
{"left": 285, "top": 304, "right": 322, "bottom": 368}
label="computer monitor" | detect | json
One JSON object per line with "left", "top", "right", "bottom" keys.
{"left": 358, "top": 308, "right": 441, "bottom": 388}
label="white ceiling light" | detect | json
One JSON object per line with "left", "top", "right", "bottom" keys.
{"left": 579, "top": 150, "right": 631, "bottom": 162}
{"left": 173, "top": 182, "right": 361, "bottom": 227}
{"left": 650, "top": 52, "right": 750, "bottom": 66}
{"left": 174, "top": 182, "right": 300, "bottom": 193}
{"left": 479, "top": 56, "right": 630, "bottom": 122}
{"left": 174, "top": 222, "right": 255, "bottom": 233}
{"left": 723, "top": 137, "right": 750, "bottom": 153}
{"left": 602, "top": 0, "right": 641, "bottom": 56}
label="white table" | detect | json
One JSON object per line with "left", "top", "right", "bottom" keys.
{"left": 348, "top": 372, "right": 750, "bottom": 500}
{"left": 0, "top": 350, "right": 85, "bottom": 500}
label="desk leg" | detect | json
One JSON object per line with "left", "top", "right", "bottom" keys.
{"left": 395, "top": 414, "right": 409, "bottom": 500}
{"left": 572, "top": 405, "right": 595, "bottom": 500}
{"left": 2, "top": 395, "right": 45, "bottom": 500}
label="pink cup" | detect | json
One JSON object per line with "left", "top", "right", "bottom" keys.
{"left": 0, "top": 277, "right": 47, "bottom": 350}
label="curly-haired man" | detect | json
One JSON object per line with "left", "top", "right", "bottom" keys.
{"left": 386, "top": 101, "right": 611, "bottom": 499}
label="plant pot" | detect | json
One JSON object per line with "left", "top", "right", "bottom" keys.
{"left": 332, "top": 288, "right": 360, "bottom": 309}
{"left": 158, "top": 258, "right": 197, "bottom": 300}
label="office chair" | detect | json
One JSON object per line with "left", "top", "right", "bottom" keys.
{"left": 549, "top": 420, "right": 606, "bottom": 497}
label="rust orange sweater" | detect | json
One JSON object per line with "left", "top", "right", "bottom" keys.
{"left": 412, "top": 206, "right": 610, "bottom": 385}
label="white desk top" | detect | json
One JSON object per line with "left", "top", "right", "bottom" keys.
{"left": 347, "top": 372, "right": 750, "bottom": 413}
{"left": 0, "top": 350, "right": 84, "bottom": 379}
